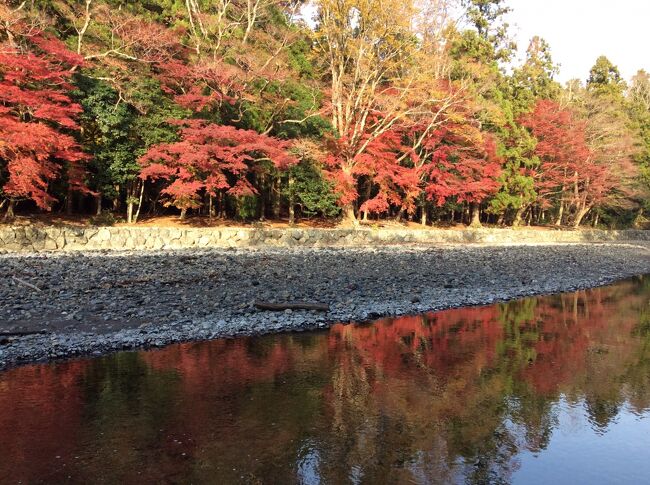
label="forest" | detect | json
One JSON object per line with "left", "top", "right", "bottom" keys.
{"left": 1, "top": 0, "right": 649, "bottom": 228}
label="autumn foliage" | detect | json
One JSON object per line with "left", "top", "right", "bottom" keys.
{"left": 0, "top": 29, "right": 88, "bottom": 212}
{"left": 139, "top": 120, "right": 297, "bottom": 213}
{"left": 0, "top": 0, "right": 647, "bottom": 227}
{"left": 521, "top": 100, "right": 633, "bottom": 226}
{"left": 422, "top": 123, "right": 503, "bottom": 207}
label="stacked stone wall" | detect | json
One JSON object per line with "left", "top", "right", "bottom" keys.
{"left": 1, "top": 225, "right": 649, "bottom": 253}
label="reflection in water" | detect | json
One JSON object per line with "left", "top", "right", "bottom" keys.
{"left": 1, "top": 277, "right": 650, "bottom": 484}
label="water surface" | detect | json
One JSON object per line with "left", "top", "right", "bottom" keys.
{"left": 2, "top": 277, "right": 650, "bottom": 484}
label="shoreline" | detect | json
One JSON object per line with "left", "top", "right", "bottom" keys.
{"left": 1, "top": 243, "right": 650, "bottom": 369}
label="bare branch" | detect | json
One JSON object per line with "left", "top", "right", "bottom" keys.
{"left": 74, "top": 0, "right": 92, "bottom": 55}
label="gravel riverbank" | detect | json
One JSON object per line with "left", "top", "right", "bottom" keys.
{"left": 1, "top": 243, "right": 650, "bottom": 369}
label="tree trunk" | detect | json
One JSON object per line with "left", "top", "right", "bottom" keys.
{"left": 555, "top": 201, "right": 564, "bottom": 226}
{"left": 179, "top": 208, "right": 187, "bottom": 220}
{"left": 76, "top": 0, "right": 92, "bottom": 54}
{"left": 469, "top": 203, "right": 481, "bottom": 228}
{"left": 593, "top": 211, "right": 599, "bottom": 228}
{"left": 420, "top": 197, "right": 428, "bottom": 226}
{"left": 342, "top": 204, "right": 358, "bottom": 226}
{"left": 512, "top": 205, "right": 526, "bottom": 227}
{"left": 95, "top": 195, "right": 102, "bottom": 216}
{"left": 288, "top": 201, "right": 295, "bottom": 225}
{"left": 133, "top": 182, "right": 145, "bottom": 224}
{"left": 113, "top": 185, "right": 121, "bottom": 211}
{"left": 127, "top": 201, "right": 134, "bottom": 224}
{"left": 65, "top": 188, "right": 74, "bottom": 216}
{"left": 288, "top": 174, "right": 295, "bottom": 225}
{"left": 4, "top": 200, "right": 16, "bottom": 220}
{"left": 219, "top": 191, "right": 226, "bottom": 219}
{"left": 125, "top": 181, "right": 135, "bottom": 223}
{"left": 242, "top": 18, "right": 254, "bottom": 45}
{"left": 149, "top": 192, "right": 161, "bottom": 216}
{"left": 185, "top": 0, "right": 202, "bottom": 54}
{"left": 633, "top": 207, "right": 644, "bottom": 228}
{"left": 272, "top": 177, "right": 281, "bottom": 220}
{"left": 573, "top": 205, "right": 590, "bottom": 228}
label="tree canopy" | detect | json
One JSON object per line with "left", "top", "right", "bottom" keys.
{"left": 0, "top": 0, "right": 648, "bottom": 228}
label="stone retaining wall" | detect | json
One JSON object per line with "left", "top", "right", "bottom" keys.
{"left": 0, "top": 225, "right": 649, "bottom": 253}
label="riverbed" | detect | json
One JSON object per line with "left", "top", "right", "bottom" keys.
{"left": 1, "top": 277, "right": 650, "bottom": 483}
{"left": 1, "top": 243, "right": 650, "bottom": 368}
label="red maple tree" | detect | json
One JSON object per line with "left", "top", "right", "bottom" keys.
{"left": 325, "top": 129, "right": 416, "bottom": 218}
{"left": 398, "top": 112, "right": 503, "bottom": 225}
{"left": 426, "top": 125, "right": 502, "bottom": 205}
{"left": 324, "top": 110, "right": 502, "bottom": 224}
{"left": 520, "top": 100, "right": 620, "bottom": 226}
{"left": 139, "top": 120, "right": 297, "bottom": 217}
{"left": 156, "top": 58, "right": 241, "bottom": 113}
{"left": 0, "top": 28, "right": 88, "bottom": 216}
{"left": 520, "top": 101, "right": 589, "bottom": 203}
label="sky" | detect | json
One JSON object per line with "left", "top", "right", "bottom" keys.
{"left": 506, "top": 0, "right": 649, "bottom": 83}
{"left": 299, "top": 0, "right": 649, "bottom": 85}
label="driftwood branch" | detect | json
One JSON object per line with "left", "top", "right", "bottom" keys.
{"left": 0, "top": 330, "right": 49, "bottom": 345}
{"left": 11, "top": 276, "right": 42, "bottom": 292}
{"left": 0, "top": 331, "right": 48, "bottom": 337}
{"left": 254, "top": 301, "right": 330, "bottom": 312}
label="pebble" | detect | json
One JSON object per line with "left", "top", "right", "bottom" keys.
{"left": 0, "top": 243, "right": 649, "bottom": 369}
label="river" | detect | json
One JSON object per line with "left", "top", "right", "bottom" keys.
{"left": 1, "top": 277, "right": 650, "bottom": 484}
